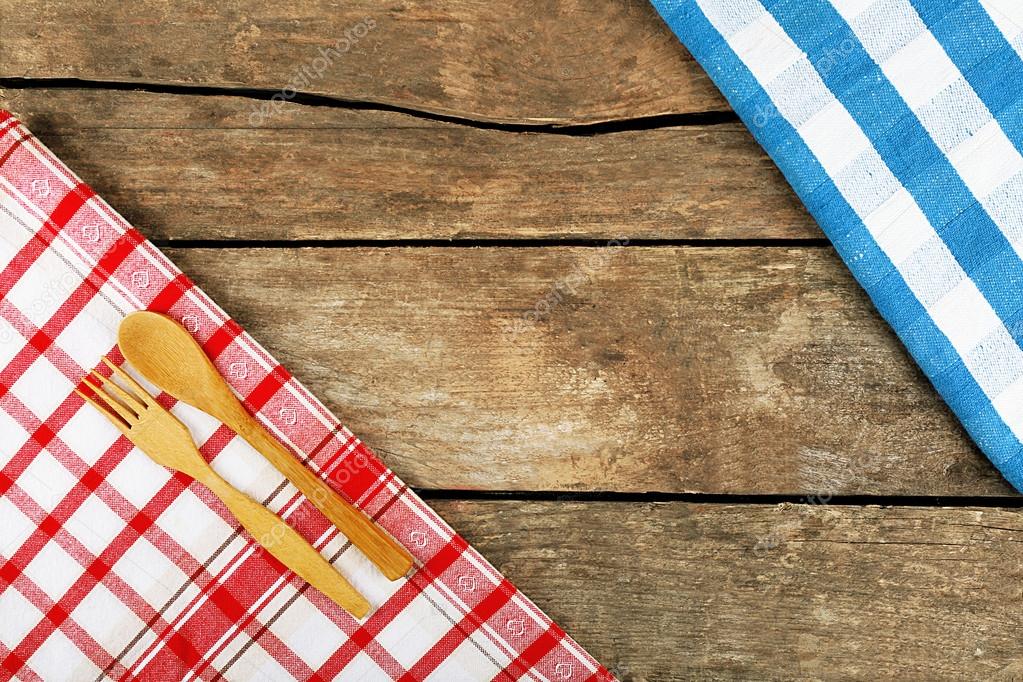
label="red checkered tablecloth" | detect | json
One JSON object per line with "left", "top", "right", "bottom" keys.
{"left": 0, "top": 110, "right": 615, "bottom": 682}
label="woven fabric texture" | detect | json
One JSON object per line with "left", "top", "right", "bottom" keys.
{"left": 650, "top": 0, "right": 1023, "bottom": 492}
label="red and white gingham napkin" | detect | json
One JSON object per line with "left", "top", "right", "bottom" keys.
{"left": 0, "top": 110, "right": 615, "bottom": 682}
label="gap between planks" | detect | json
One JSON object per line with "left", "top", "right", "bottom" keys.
{"left": 417, "top": 489, "right": 1023, "bottom": 508}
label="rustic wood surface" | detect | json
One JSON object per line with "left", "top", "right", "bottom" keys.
{"left": 0, "top": 89, "right": 812, "bottom": 241}
{"left": 165, "top": 246, "right": 1004, "bottom": 497}
{"left": 5, "top": 0, "right": 1023, "bottom": 678}
{"left": 440, "top": 501, "right": 1023, "bottom": 681}
{"left": 0, "top": 0, "right": 724, "bottom": 124}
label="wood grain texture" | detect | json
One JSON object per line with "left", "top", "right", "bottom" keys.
{"left": 164, "top": 246, "right": 1008, "bottom": 496}
{"left": 437, "top": 500, "right": 1023, "bottom": 681}
{"left": 0, "top": 0, "right": 724, "bottom": 124}
{"left": 0, "top": 89, "right": 813, "bottom": 241}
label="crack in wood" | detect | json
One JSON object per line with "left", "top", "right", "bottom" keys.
{"left": 0, "top": 76, "right": 739, "bottom": 136}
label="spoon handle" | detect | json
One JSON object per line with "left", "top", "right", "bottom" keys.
{"left": 231, "top": 410, "right": 415, "bottom": 581}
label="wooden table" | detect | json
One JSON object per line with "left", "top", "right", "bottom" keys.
{"left": 3, "top": 2, "right": 1021, "bottom": 679}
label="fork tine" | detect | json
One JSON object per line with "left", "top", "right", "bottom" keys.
{"left": 101, "top": 358, "right": 156, "bottom": 407}
{"left": 82, "top": 375, "right": 137, "bottom": 424}
{"left": 74, "top": 388, "right": 129, "bottom": 434}
{"left": 89, "top": 369, "right": 145, "bottom": 416}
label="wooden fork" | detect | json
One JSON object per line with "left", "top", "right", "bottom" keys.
{"left": 76, "top": 358, "right": 370, "bottom": 619}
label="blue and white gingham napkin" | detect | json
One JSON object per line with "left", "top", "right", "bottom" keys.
{"left": 650, "top": 0, "right": 1023, "bottom": 491}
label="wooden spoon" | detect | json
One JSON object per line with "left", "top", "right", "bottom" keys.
{"left": 77, "top": 358, "right": 369, "bottom": 618}
{"left": 118, "top": 311, "right": 414, "bottom": 580}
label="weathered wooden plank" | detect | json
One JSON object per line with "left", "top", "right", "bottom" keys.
{"left": 0, "top": 0, "right": 723, "bottom": 124}
{"left": 164, "top": 246, "right": 1007, "bottom": 496}
{"left": 0, "top": 89, "right": 812, "bottom": 241}
{"left": 437, "top": 500, "right": 1023, "bottom": 680}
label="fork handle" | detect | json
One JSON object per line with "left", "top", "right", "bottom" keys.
{"left": 199, "top": 471, "right": 370, "bottom": 618}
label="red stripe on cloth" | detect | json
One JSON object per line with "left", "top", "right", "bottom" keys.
{"left": 0, "top": 425, "right": 162, "bottom": 680}
{"left": 43, "top": 424, "right": 260, "bottom": 680}
{"left": 313, "top": 536, "right": 471, "bottom": 678}
{"left": 128, "top": 423, "right": 321, "bottom": 680}
{"left": 139, "top": 549, "right": 319, "bottom": 682}
{"left": 243, "top": 365, "right": 291, "bottom": 412}
{"left": 400, "top": 578, "right": 517, "bottom": 682}
{"left": 148, "top": 417, "right": 356, "bottom": 680}
{"left": 203, "top": 319, "right": 244, "bottom": 359}
{"left": 184, "top": 437, "right": 402, "bottom": 682}
{"left": 208, "top": 585, "right": 248, "bottom": 625}
{"left": 0, "top": 182, "right": 93, "bottom": 297}
{"left": 167, "top": 631, "right": 204, "bottom": 669}
{"left": 147, "top": 272, "right": 194, "bottom": 312}
{"left": 49, "top": 182, "right": 96, "bottom": 229}
{"left": 0, "top": 356, "right": 218, "bottom": 679}
{"left": 0, "top": 363, "right": 304, "bottom": 679}
{"left": 330, "top": 443, "right": 390, "bottom": 504}
{"left": 93, "top": 228, "right": 143, "bottom": 283}
{"left": 0, "top": 134, "right": 25, "bottom": 169}
{"left": 0, "top": 115, "right": 20, "bottom": 143}
{"left": 1, "top": 652, "right": 26, "bottom": 678}
{"left": 494, "top": 625, "right": 566, "bottom": 682}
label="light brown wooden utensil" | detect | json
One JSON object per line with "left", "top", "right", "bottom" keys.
{"left": 118, "top": 311, "right": 414, "bottom": 581}
{"left": 76, "top": 358, "right": 370, "bottom": 618}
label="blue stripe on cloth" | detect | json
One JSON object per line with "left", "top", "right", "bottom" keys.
{"left": 770, "top": 0, "right": 1023, "bottom": 367}
{"left": 914, "top": 0, "right": 1023, "bottom": 152}
{"left": 648, "top": 0, "right": 1023, "bottom": 488}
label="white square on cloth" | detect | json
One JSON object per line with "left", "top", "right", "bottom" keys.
{"left": 0, "top": 185, "right": 43, "bottom": 272}
{"left": 65, "top": 494, "right": 127, "bottom": 556}
{"left": 229, "top": 641, "right": 293, "bottom": 682}
{"left": 16, "top": 448, "right": 78, "bottom": 515}
{"left": 71, "top": 583, "right": 147, "bottom": 656}
{"left": 424, "top": 638, "right": 505, "bottom": 681}
{"left": 929, "top": 278, "right": 1002, "bottom": 356}
{"left": 22, "top": 541, "right": 85, "bottom": 603}
{"left": 830, "top": 0, "right": 881, "bottom": 22}
{"left": 265, "top": 587, "right": 348, "bottom": 669}
{"left": 105, "top": 449, "right": 172, "bottom": 512}
{"left": 57, "top": 404, "right": 122, "bottom": 468}
{"left": 0, "top": 496, "right": 35, "bottom": 560}
{"left": 0, "top": 407, "right": 28, "bottom": 469}
{"left": 27, "top": 630, "right": 102, "bottom": 681}
{"left": 798, "top": 99, "right": 871, "bottom": 176}
{"left": 112, "top": 536, "right": 190, "bottom": 607}
{"left": 863, "top": 188, "right": 933, "bottom": 266}
{"left": 53, "top": 295, "right": 120, "bottom": 373}
{"left": 729, "top": 11, "right": 804, "bottom": 84}
{"left": 881, "top": 31, "right": 959, "bottom": 110}
{"left": 156, "top": 488, "right": 235, "bottom": 561}
{"left": 376, "top": 585, "right": 462, "bottom": 670}
{"left": 0, "top": 587, "right": 42, "bottom": 649}
{"left": 9, "top": 355, "right": 74, "bottom": 423}
{"left": 3, "top": 247, "right": 84, "bottom": 329}
{"left": 947, "top": 119, "right": 1023, "bottom": 200}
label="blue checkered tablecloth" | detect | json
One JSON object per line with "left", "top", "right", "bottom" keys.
{"left": 651, "top": 0, "right": 1023, "bottom": 491}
